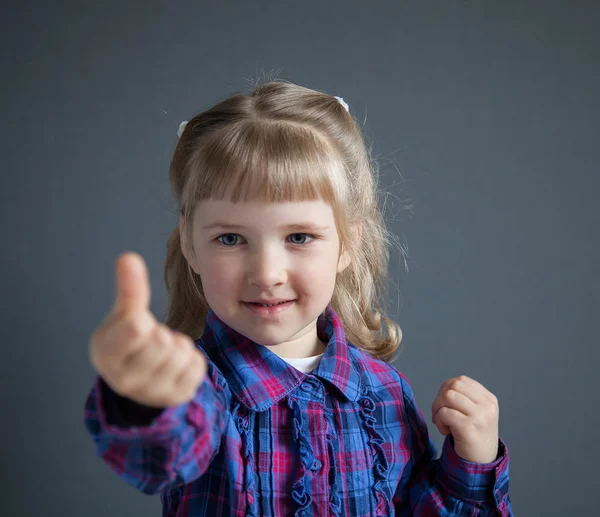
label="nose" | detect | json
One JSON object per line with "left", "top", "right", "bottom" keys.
{"left": 246, "top": 243, "right": 287, "bottom": 289}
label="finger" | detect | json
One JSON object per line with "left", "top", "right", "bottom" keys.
{"left": 118, "top": 324, "right": 174, "bottom": 394}
{"left": 432, "top": 389, "right": 475, "bottom": 422}
{"left": 111, "top": 252, "right": 151, "bottom": 316}
{"left": 96, "top": 308, "right": 157, "bottom": 369}
{"left": 433, "top": 406, "right": 468, "bottom": 435}
{"left": 172, "top": 342, "right": 207, "bottom": 401}
{"left": 437, "top": 375, "right": 472, "bottom": 394}
{"left": 438, "top": 376, "right": 490, "bottom": 405}
{"left": 139, "top": 324, "right": 176, "bottom": 373}
{"left": 145, "top": 330, "right": 200, "bottom": 402}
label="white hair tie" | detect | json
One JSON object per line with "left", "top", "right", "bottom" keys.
{"left": 177, "top": 120, "right": 188, "bottom": 138}
{"left": 177, "top": 96, "right": 349, "bottom": 138}
{"left": 334, "top": 96, "right": 349, "bottom": 112}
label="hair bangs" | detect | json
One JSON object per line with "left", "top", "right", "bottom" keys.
{"left": 186, "top": 120, "right": 347, "bottom": 207}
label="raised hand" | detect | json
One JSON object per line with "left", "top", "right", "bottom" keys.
{"left": 89, "top": 252, "right": 207, "bottom": 408}
{"left": 431, "top": 375, "right": 500, "bottom": 464}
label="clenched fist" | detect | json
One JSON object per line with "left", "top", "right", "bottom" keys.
{"left": 89, "top": 252, "right": 207, "bottom": 408}
{"left": 431, "top": 375, "right": 500, "bottom": 464}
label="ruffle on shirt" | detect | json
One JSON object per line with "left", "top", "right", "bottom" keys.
{"left": 232, "top": 401, "right": 259, "bottom": 516}
{"left": 324, "top": 405, "right": 342, "bottom": 516}
{"left": 286, "top": 395, "right": 314, "bottom": 517}
{"left": 359, "top": 384, "right": 392, "bottom": 516}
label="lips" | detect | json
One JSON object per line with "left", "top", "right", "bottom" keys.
{"left": 249, "top": 301, "right": 288, "bottom": 307}
{"left": 245, "top": 299, "right": 295, "bottom": 306}
{"left": 242, "top": 299, "right": 295, "bottom": 317}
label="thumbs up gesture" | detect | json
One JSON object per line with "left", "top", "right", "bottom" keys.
{"left": 89, "top": 252, "right": 207, "bottom": 408}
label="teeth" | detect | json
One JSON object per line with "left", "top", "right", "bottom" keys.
{"left": 257, "top": 301, "right": 286, "bottom": 307}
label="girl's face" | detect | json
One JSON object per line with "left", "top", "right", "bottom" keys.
{"left": 180, "top": 199, "right": 351, "bottom": 357}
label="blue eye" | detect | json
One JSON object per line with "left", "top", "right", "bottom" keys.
{"left": 216, "top": 233, "right": 240, "bottom": 246}
{"left": 215, "top": 233, "right": 317, "bottom": 247}
{"left": 289, "top": 233, "right": 314, "bottom": 245}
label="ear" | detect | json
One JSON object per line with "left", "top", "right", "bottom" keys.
{"left": 337, "top": 224, "right": 362, "bottom": 273}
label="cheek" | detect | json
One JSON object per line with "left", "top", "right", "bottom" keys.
{"left": 296, "top": 249, "right": 339, "bottom": 290}
{"left": 199, "top": 256, "right": 241, "bottom": 298}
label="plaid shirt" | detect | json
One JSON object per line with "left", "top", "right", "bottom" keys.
{"left": 84, "top": 305, "right": 513, "bottom": 516}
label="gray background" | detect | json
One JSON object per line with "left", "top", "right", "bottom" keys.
{"left": 2, "top": 1, "right": 598, "bottom": 515}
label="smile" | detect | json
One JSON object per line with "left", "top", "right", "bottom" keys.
{"left": 242, "top": 300, "right": 295, "bottom": 317}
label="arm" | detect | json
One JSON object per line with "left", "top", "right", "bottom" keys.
{"left": 393, "top": 374, "right": 513, "bottom": 516}
{"left": 83, "top": 356, "right": 230, "bottom": 495}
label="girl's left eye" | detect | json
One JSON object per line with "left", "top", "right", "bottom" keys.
{"left": 288, "top": 233, "right": 315, "bottom": 245}
{"left": 215, "top": 233, "right": 317, "bottom": 246}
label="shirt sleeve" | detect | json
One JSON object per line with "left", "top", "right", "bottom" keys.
{"left": 393, "top": 373, "right": 514, "bottom": 516}
{"left": 82, "top": 356, "right": 230, "bottom": 495}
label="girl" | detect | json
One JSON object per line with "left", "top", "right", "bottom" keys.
{"left": 84, "top": 80, "right": 513, "bottom": 516}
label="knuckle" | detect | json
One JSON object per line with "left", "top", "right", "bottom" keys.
{"left": 174, "top": 332, "right": 191, "bottom": 350}
{"left": 156, "top": 323, "right": 171, "bottom": 340}
{"left": 121, "top": 318, "right": 146, "bottom": 344}
{"left": 152, "top": 331, "right": 170, "bottom": 356}
{"left": 151, "top": 329, "right": 174, "bottom": 363}
{"left": 451, "top": 380, "right": 463, "bottom": 391}
{"left": 157, "top": 325, "right": 175, "bottom": 348}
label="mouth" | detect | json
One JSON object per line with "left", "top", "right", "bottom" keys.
{"left": 241, "top": 300, "right": 295, "bottom": 317}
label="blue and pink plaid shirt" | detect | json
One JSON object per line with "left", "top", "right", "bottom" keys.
{"left": 84, "top": 305, "right": 513, "bottom": 516}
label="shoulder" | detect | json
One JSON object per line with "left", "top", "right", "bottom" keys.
{"left": 346, "top": 341, "right": 411, "bottom": 398}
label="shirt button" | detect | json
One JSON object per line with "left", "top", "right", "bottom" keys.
{"left": 311, "top": 459, "right": 322, "bottom": 471}
{"left": 301, "top": 382, "right": 312, "bottom": 391}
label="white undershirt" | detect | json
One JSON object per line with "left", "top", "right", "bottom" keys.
{"left": 279, "top": 353, "right": 324, "bottom": 374}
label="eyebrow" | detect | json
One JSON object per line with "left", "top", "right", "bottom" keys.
{"left": 202, "top": 222, "right": 331, "bottom": 232}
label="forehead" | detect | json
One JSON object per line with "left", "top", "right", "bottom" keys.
{"left": 195, "top": 199, "right": 335, "bottom": 225}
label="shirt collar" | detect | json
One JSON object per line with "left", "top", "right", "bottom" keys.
{"left": 199, "top": 305, "right": 362, "bottom": 412}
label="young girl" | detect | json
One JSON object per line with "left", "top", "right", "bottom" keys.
{"left": 84, "top": 80, "right": 513, "bottom": 516}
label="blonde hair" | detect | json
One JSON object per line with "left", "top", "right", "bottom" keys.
{"left": 163, "top": 79, "right": 405, "bottom": 362}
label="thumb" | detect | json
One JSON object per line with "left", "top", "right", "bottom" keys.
{"left": 432, "top": 411, "right": 452, "bottom": 436}
{"left": 111, "top": 252, "right": 151, "bottom": 316}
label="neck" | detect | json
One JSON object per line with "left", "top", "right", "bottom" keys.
{"left": 266, "top": 334, "right": 326, "bottom": 359}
